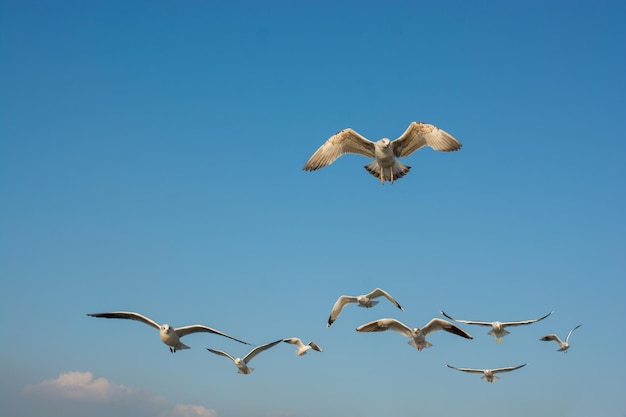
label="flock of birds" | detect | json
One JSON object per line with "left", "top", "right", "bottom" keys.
{"left": 87, "top": 287, "right": 581, "bottom": 382}
{"left": 89, "top": 121, "right": 581, "bottom": 382}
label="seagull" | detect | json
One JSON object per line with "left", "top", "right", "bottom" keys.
{"left": 303, "top": 121, "right": 462, "bottom": 184}
{"left": 283, "top": 338, "right": 323, "bottom": 356}
{"left": 206, "top": 339, "right": 283, "bottom": 374}
{"left": 440, "top": 310, "right": 553, "bottom": 343}
{"left": 540, "top": 324, "right": 581, "bottom": 352}
{"left": 445, "top": 363, "right": 527, "bottom": 383}
{"left": 355, "top": 318, "right": 473, "bottom": 351}
{"left": 327, "top": 288, "right": 404, "bottom": 327}
{"left": 87, "top": 311, "right": 252, "bottom": 353}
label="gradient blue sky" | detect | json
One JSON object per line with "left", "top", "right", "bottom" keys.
{"left": 2, "top": 1, "right": 625, "bottom": 417}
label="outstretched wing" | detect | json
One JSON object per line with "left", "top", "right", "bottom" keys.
{"left": 87, "top": 311, "right": 160, "bottom": 330}
{"left": 356, "top": 318, "right": 414, "bottom": 338}
{"left": 366, "top": 288, "right": 403, "bottom": 311}
{"left": 565, "top": 324, "right": 582, "bottom": 343}
{"left": 540, "top": 334, "right": 562, "bottom": 343}
{"left": 327, "top": 295, "right": 358, "bottom": 327}
{"left": 175, "top": 325, "right": 252, "bottom": 345}
{"left": 243, "top": 339, "right": 283, "bottom": 363}
{"left": 445, "top": 364, "right": 484, "bottom": 374}
{"left": 303, "top": 128, "right": 375, "bottom": 171}
{"left": 492, "top": 363, "right": 527, "bottom": 374}
{"left": 206, "top": 348, "right": 236, "bottom": 362}
{"left": 440, "top": 310, "right": 493, "bottom": 327}
{"left": 501, "top": 311, "right": 553, "bottom": 327}
{"left": 392, "top": 122, "right": 462, "bottom": 157}
{"left": 308, "top": 341, "right": 323, "bottom": 352}
{"left": 422, "top": 318, "right": 473, "bottom": 339}
{"left": 283, "top": 337, "right": 305, "bottom": 348}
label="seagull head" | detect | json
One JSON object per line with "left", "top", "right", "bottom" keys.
{"left": 379, "top": 138, "right": 391, "bottom": 148}
{"left": 161, "top": 324, "right": 172, "bottom": 334}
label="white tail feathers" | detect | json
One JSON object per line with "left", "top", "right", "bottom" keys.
{"left": 364, "top": 161, "right": 411, "bottom": 184}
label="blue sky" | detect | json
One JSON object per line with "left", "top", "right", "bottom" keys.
{"left": 1, "top": 1, "right": 625, "bottom": 416}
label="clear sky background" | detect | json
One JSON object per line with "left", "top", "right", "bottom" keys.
{"left": 1, "top": 1, "right": 625, "bottom": 417}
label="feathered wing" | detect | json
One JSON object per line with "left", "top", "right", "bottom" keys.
{"left": 367, "top": 288, "right": 404, "bottom": 311}
{"left": 565, "top": 324, "right": 582, "bottom": 343}
{"left": 540, "top": 334, "right": 562, "bottom": 344}
{"left": 327, "top": 295, "right": 358, "bottom": 327}
{"left": 206, "top": 348, "right": 236, "bottom": 363}
{"left": 440, "top": 310, "right": 493, "bottom": 326}
{"left": 175, "top": 325, "right": 252, "bottom": 345}
{"left": 501, "top": 311, "right": 553, "bottom": 327}
{"left": 308, "top": 341, "right": 323, "bottom": 352}
{"left": 421, "top": 318, "right": 473, "bottom": 339}
{"left": 87, "top": 311, "right": 160, "bottom": 330}
{"left": 356, "top": 318, "right": 414, "bottom": 338}
{"left": 445, "top": 364, "right": 484, "bottom": 374}
{"left": 492, "top": 364, "right": 527, "bottom": 374}
{"left": 283, "top": 338, "right": 305, "bottom": 348}
{"left": 303, "top": 129, "right": 376, "bottom": 171}
{"left": 242, "top": 339, "right": 283, "bottom": 363}
{"left": 392, "top": 122, "right": 462, "bottom": 157}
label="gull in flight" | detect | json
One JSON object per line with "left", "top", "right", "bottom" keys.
{"left": 303, "top": 121, "right": 462, "bottom": 184}
{"left": 87, "top": 311, "right": 252, "bottom": 353}
{"left": 440, "top": 310, "right": 553, "bottom": 343}
{"left": 355, "top": 318, "right": 473, "bottom": 351}
{"left": 540, "top": 324, "right": 581, "bottom": 352}
{"left": 327, "top": 287, "right": 404, "bottom": 327}
{"left": 445, "top": 363, "right": 527, "bottom": 383}
{"left": 283, "top": 338, "right": 323, "bottom": 356}
{"left": 206, "top": 340, "right": 283, "bottom": 374}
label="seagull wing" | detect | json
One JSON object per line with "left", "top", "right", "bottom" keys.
{"left": 501, "top": 311, "right": 553, "bottom": 327}
{"left": 422, "top": 318, "right": 473, "bottom": 339}
{"left": 440, "top": 310, "right": 493, "bottom": 326}
{"left": 283, "top": 338, "right": 305, "bottom": 348}
{"left": 445, "top": 364, "right": 484, "bottom": 374}
{"left": 540, "top": 334, "right": 563, "bottom": 343}
{"left": 327, "top": 295, "right": 358, "bottom": 327}
{"left": 303, "top": 128, "right": 375, "bottom": 171}
{"left": 206, "top": 348, "right": 236, "bottom": 362}
{"left": 491, "top": 364, "right": 527, "bottom": 374}
{"left": 392, "top": 122, "right": 462, "bottom": 158}
{"left": 356, "top": 318, "right": 414, "bottom": 337}
{"left": 308, "top": 341, "right": 323, "bottom": 352}
{"left": 565, "top": 324, "right": 582, "bottom": 343}
{"left": 174, "top": 325, "right": 252, "bottom": 345}
{"left": 86, "top": 311, "right": 160, "bottom": 330}
{"left": 242, "top": 339, "right": 283, "bottom": 363}
{"left": 367, "top": 288, "right": 403, "bottom": 311}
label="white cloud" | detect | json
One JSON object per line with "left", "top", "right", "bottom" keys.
{"left": 23, "top": 371, "right": 215, "bottom": 417}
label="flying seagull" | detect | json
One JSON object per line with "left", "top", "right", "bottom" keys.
{"left": 540, "top": 324, "right": 581, "bottom": 352}
{"left": 355, "top": 317, "right": 473, "bottom": 351}
{"left": 445, "top": 363, "right": 527, "bottom": 383}
{"left": 283, "top": 338, "right": 323, "bottom": 356}
{"left": 327, "top": 288, "right": 404, "bottom": 327}
{"left": 87, "top": 311, "right": 252, "bottom": 352}
{"left": 303, "top": 121, "right": 462, "bottom": 184}
{"left": 206, "top": 339, "right": 283, "bottom": 374}
{"left": 440, "top": 310, "right": 553, "bottom": 343}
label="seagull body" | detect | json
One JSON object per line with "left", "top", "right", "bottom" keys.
{"left": 440, "top": 310, "right": 553, "bottom": 343}
{"left": 355, "top": 318, "right": 473, "bottom": 351}
{"left": 327, "top": 288, "right": 404, "bottom": 327}
{"left": 87, "top": 311, "right": 252, "bottom": 353}
{"left": 283, "top": 338, "right": 323, "bottom": 356}
{"left": 206, "top": 340, "right": 283, "bottom": 374}
{"left": 445, "top": 363, "right": 527, "bottom": 383}
{"left": 303, "top": 122, "right": 462, "bottom": 184}
{"left": 540, "top": 324, "right": 581, "bottom": 352}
